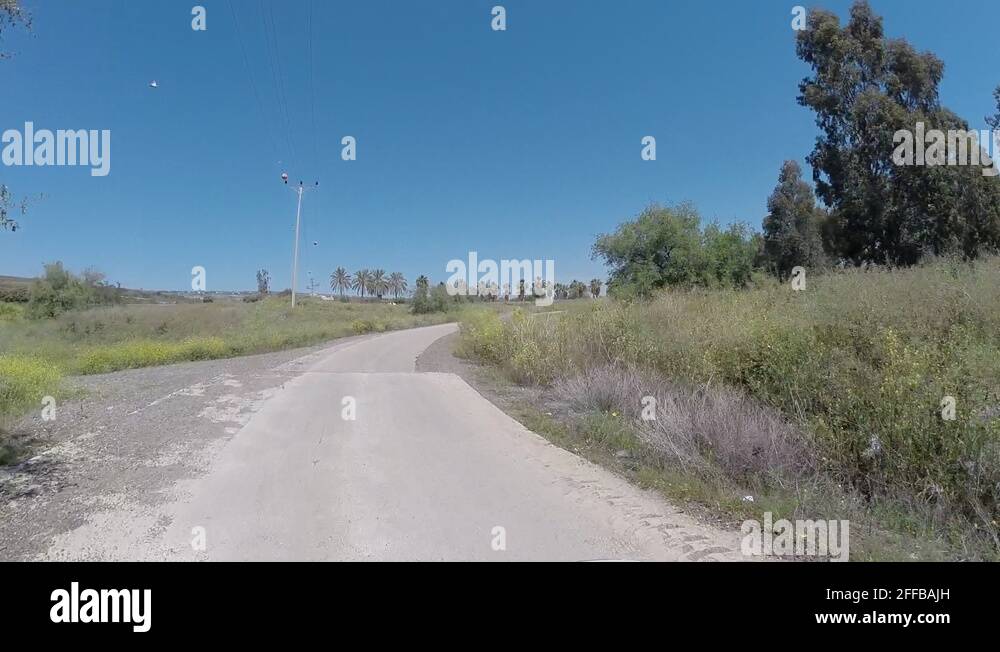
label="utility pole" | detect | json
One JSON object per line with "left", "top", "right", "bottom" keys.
{"left": 287, "top": 179, "right": 318, "bottom": 308}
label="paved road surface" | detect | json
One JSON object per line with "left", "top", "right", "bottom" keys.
{"left": 5, "top": 324, "right": 743, "bottom": 561}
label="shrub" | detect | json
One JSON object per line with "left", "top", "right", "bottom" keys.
{"left": 351, "top": 319, "right": 376, "bottom": 334}
{"left": 554, "top": 365, "right": 813, "bottom": 485}
{"left": 456, "top": 310, "right": 507, "bottom": 361}
{"left": 592, "top": 203, "right": 760, "bottom": 297}
{"left": 26, "top": 262, "right": 120, "bottom": 319}
{"left": 0, "top": 302, "right": 24, "bottom": 322}
{"left": 411, "top": 284, "right": 451, "bottom": 314}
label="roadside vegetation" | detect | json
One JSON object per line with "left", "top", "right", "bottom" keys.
{"left": 0, "top": 289, "right": 455, "bottom": 371}
{"left": 459, "top": 1, "right": 1000, "bottom": 560}
{"left": 459, "top": 257, "right": 1000, "bottom": 560}
{"left": 0, "top": 263, "right": 471, "bottom": 434}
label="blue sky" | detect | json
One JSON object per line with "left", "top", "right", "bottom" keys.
{"left": 1, "top": 0, "right": 998, "bottom": 291}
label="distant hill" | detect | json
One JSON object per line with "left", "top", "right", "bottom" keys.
{"left": 0, "top": 275, "right": 255, "bottom": 303}
{"left": 0, "top": 275, "right": 35, "bottom": 289}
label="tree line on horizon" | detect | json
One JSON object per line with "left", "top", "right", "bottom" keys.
{"left": 328, "top": 268, "right": 408, "bottom": 300}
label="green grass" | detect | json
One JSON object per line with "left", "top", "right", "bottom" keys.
{"left": 458, "top": 256, "right": 1000, "bottom": 560}
{"left": 0, "top": 354, "right": 63, "bottom": 464}
{"left": 0, "top": 296, "right": 462, "bottom": 377}
{"left": 0, "top": 355, "right": 61, "bottom": 417}
{"left": 0, "top": 296, "right": 482, "bottom": 428}
{"left": 0, "top": 302, "right": 24, "bottom": 322}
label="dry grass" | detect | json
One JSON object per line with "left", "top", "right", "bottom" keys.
{"left": 554, "top": 365, "right": 812, "bottom": 484}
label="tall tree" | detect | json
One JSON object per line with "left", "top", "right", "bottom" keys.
{"left": 0, "top": 184, "right": 25, "bottom": 232}
{"left": 370, "top": 269, "right": 388, "bottom": 299}
{"left": 796, "top": 0, "right": 1000, "bottom": 264}
{"left": 2, "top": 4, "right": 32, "bottom": 233}
{"left": 987, "top": 85, "right": 1000, "bottom": 130}
{"left": 256, "top": 269, "right": 270, "bottom": 295}
{"left": 388, "top": 272, "right": 407, "bottom": 299}
{"left": 762, "top": 161, "right": 827, "bottom": 278}
{"left": 330, "top": 267, "right": 350, "bottom": 297}
{"left": 410, "top": 275, "right": 430, "bottom": 311}
{"left": 352, "top": 269, "right": 371, "bottom": 298}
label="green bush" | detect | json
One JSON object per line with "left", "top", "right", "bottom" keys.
{"left": 592, "top": 203, "right": 760, "bottom": 297}
{"left": 456, "top": 310, "right": 507, "bottom": 361}
{"left": 26, "top": 262, "right": 120, "bottom": 319}
{"left": 351, "top": 319, "right": 376, "bottom": 334}
{"left": 411, "top": 284, "right": 452, "bottom": 314}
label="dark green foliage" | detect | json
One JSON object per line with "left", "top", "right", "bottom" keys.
{"left": 410, "top": 275, "right": 450, "bottom": 314}
{"left": 592, "top": 203, "right": 759, "bottom": 298}
{"left": 566, "top": 280, "right": 588, "bottom": 299}
{"left": 796, "top": 1, "right": 1000, "bottom": 265}
{"left": 762, "top": 161, "right": 827, "bottom": 278}
{"left": 26, "top": 262, "right": 121, "bottom": 319}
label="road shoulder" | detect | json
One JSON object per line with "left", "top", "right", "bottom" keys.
{"left": 416, "top": 330, "right": 748, "bottom": 558}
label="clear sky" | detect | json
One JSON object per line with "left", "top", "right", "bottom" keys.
{"left": 1, "top": 0, "right": 998, "bottom": 291}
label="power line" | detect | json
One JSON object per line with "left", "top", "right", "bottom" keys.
{"left": 227, "top": 0, "right": 280, "bottom": 162}
{"left": 307, "top": 0, "right": 319, "bottom": 171}
{"left": 305, "top": 0, "right": 322, "bottom": 282}
{"left": 261, "top": 0, "right": 298, "bottom": 168}
{"left": 258, "top": 0, "right": 289, "bottom": 164}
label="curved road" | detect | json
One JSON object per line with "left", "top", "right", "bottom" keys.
{"left": 12, "top": 324, "right": 743, "bottom": 561}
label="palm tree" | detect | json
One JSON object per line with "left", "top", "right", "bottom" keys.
{"left": 352, "top": 269, "right": 371, "bottom": 299}
{"left": 369, "top": 269, "right": 388, "bottom": 300}
{"left": 330, "top": 267, "right": 350, "bottom": 297}
{"left": 414, "top": 275, "right": 430, "bottom": 301}
{"left": 388, "top": 272, "right": 407, "bottom": 299}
